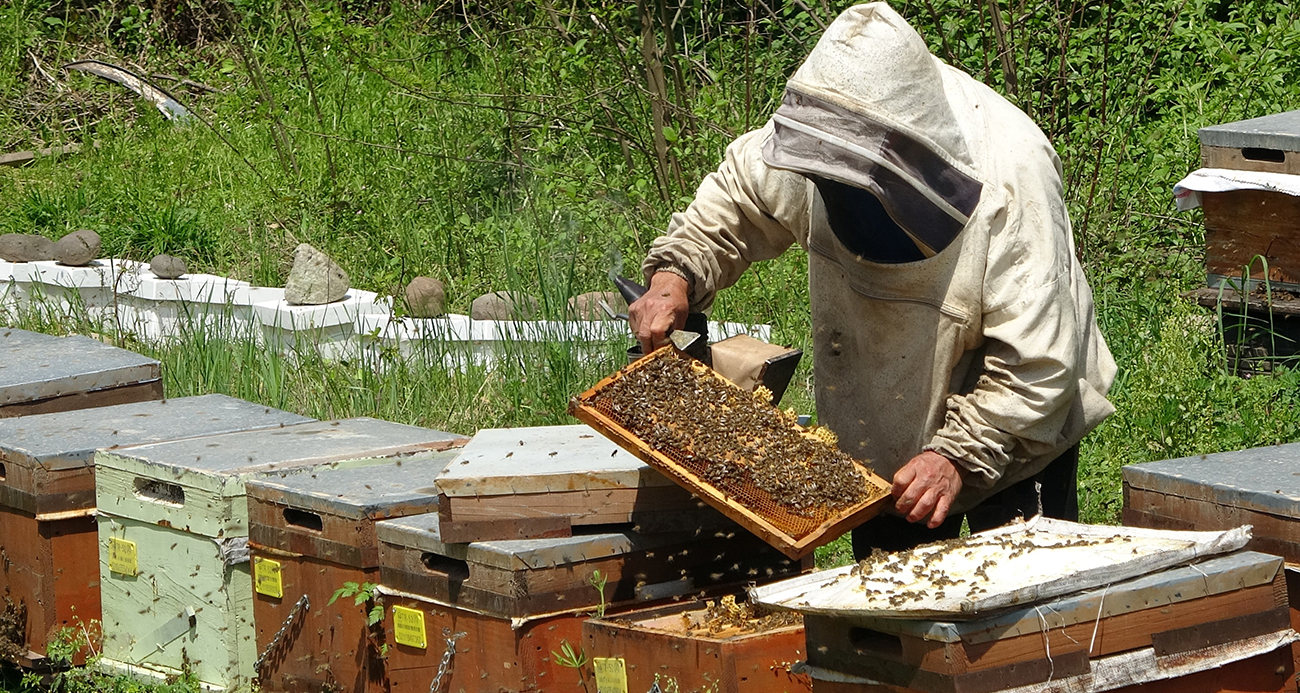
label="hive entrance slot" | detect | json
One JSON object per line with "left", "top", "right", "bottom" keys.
{"left": 134, "top": 478, "right": 184, "bottom": 506}
{"left": 0, "top": 462, "right": 5, "bottom": 481}
{"left": 420, "top": 552, "right": 469, "bottom": 581}
{"left": 849, "top": 627, "right": 903, "bottom": 659}
{"left": 1242, "top": 147, "right": 1286, "bottom": 163}
{"left": 283, "top": 508, "right": 323, "bottom": 531}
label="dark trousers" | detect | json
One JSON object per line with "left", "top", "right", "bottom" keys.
{"left": 852, "top": 445, "right": 1079, "bottom": 558}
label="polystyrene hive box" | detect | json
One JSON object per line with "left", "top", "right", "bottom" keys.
{"left": 94, "top": 418, "right": 468, "bottom": 691}
{"left": 254, "top": 290, "right": 392, "bottom": 361}
{"left": 116, "top": 271, "right": 251, "bottom": 341}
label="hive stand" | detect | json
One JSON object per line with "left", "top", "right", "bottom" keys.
{"left": 434, "top": 425, "right": 733, "bottom": 543}
{"left": 0, "top": 394, "right": 311, "bottom": 666}
{"left": 94, "top": 418, "right": 467, "bottom": 692}
{"left": 0, "top": 328, "right": 162, "bottom": 417}
{"left": 245, "top": 450, "right": 460, "bottom": 693}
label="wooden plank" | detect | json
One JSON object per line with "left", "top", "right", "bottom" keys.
{"left": 1203, "top": 189, "right": 1300, "bottom": 285}
{"left": 0, "top": 144, "right": 81, "bottom": 167}
{"left": 569, "top": 347, "right": 890, "bottom": 560}
{"left": 0, "top": 508, "right": 99, "bottom": 663}
{"left": 584, "top": 601, "right": 811, "bottom": 693}
{"left": 1124, "top": 486, "right": 1300, "bottom": 563}
{"left": 1151, "top": 607, "right": 1291, "bottom": 656}
{"left": 251, "top": 550, "right": 386, "bottom": 693}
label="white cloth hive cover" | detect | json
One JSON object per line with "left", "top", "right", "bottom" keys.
{"left": 1174, "top": 167, "right": 1300, "bottom": 211}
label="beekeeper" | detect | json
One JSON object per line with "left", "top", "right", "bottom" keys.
{"left": 628, "top": 3, "right": 1117, "bottom": 554}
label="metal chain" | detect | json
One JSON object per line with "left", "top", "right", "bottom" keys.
{"left": 254, "top": 594, "right": 310, "bottom": 677}
{"left": 428, "top": 629, "right": 466, "bottom": 693}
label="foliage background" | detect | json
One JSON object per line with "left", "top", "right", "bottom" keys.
{"left": 1, "top": 0, "right": 1299, "bottom": 551}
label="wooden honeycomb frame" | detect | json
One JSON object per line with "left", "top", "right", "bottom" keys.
{"left": 570, "top": 347, "right": 890, "bottom": 559}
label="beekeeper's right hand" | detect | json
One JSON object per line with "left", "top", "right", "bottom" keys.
{"left": 629, "top": 271, "right": 689, "bottom": 354}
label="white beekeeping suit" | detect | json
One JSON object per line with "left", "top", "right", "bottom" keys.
{"left": 641, "top": 3, "right": 1116, "bottom": 515}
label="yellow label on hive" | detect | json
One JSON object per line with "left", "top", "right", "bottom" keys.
{"left": 593, "top": 657, "right": 628, "bottom": 693}
{"left": 392, "top": 606, "right": 427, "bottom": 649}
{"left": 253, "top": 557, "right": 283, "bottom": 598}
{"left": 108, "top": 537, "right": 137, "bottom": 576}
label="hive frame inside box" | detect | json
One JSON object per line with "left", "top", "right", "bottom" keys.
{"left": 569, "top": 347, "right": 890, "bottom": 560}
{"left": 582, "top": 599, "right": 812, "bottom": 693}
{"left": 93, "top": 419, "right": 467, "bottom": 691}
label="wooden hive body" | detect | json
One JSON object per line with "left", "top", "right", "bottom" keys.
{"left": 1123, "top": 443, "right": 1300, "bottom": 562}
{"left": 0, "top": 395, "right": 310, "bottom": 666}
{"left": 434, "top": 425, "right": 729, "bottom": 543}
{"left": 375, "top": 512, "right": 809, "bottom": 692}
{"left": 583, "top": 601, "right": 812, "bottom": 693}
{"left": 245, "top": 450, "right": 460, "bottom": 693}
{"left": 0, "top": 328, "right": 162, "bottom": 418}
{"left": 796, "top": 551, "right": 1290, "bottom": 693}
{"left": 1198, "top": 110, "right": 1300, "bottom": 290}
{"left": 94, "top": 418, "right": 467, "bottom": 691}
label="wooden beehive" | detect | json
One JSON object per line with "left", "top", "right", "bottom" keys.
{"left": 375, "top": 511, "right": 809, "bottom": 692}
{"left": 1123, "top": 443, "right": 1300, "bottom": 562}
{"left": 0, "top": 328, "right": 162, "bottom": 417}
{"left": 94, "top": 419, "right": 467, "bottom": 691}
{"left": 0, "top": 394, "right": 310, "bottom": 667}
{"left": 434, "top": 425, "right": 731, "bottom": 543}
{"left": 569, "top": 347, "right": 890, "bottom": 560}
{"left": 1198, "top": 110, "right": 1300, "bottom": 290}
{"left": 795, "top": 551, "right": 1292, "bottom": 693}
{"left": 583, "top": 600, "right": 811, "bottom": 693}
{"left": 245, "top": 450, "right": 460, "bottom": 693}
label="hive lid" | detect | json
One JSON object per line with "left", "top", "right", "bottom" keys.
{"left": 245, "top": 450, "right": 457, "bottom": 519}
{"left": 1199, "top": 110, "right": 1300, "bottom": 151}
{"left": 749, "top": 518, "right": 1249, "bottom": 619}
{"left": 0, "top": 329, "right": 160, "bottom": 407}
{"left": 95, "top": 418, "right": 467, "bottom": 495}
{"left": 1123, "top": 443, "right": 1300, "bottom": 520}
{"left": 376, "top": 511, "right": 697, "bottom": 571}
{"left": 0, "top": 394, "right": 311, "bottom": 472}
{"left": 434, "top": 424, "right": 670, "bottom": 497}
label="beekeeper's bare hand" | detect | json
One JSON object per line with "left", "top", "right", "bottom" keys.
{"left": 629, "top": 271, "right": 689, "bottom": 354}
{"left": 892, "top": 451, "right": 964, "bottom": 528}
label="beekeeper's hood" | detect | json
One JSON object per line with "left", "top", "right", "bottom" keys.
{"left": 762, "top": 3, "right": 983, "bottom": 257}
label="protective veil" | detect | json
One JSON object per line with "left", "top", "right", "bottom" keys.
{"left": 642, "top": 3, "right": 1116, "bottom": 513}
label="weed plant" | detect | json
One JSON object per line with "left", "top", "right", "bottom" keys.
{"left": 1, "top": 0, "right": 1299, "bottom": 594}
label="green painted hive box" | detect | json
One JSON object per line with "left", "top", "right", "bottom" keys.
{"left": 94, "top": 418, "right": 468, "bottom": 692}
{"left": 246, "top": 451, "right": 458, "bottom": 693}
{"left": 0, "top": 394, "right": 310, "bottom": 667}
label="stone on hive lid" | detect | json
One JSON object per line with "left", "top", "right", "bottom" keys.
{"left": 52, "top": 229, "right": 100, "bottom": 267}
{"left": 471, "top": 290, "right": 538, "bottom": 320}
{"left": 0, "top": 234, "right": 54, "bottom": 262}
{"left": 404, "top": 276, "right": 445, "bottom": 318}
{"left": 149, "top": 254, "right": 187, "bottom": 279}
{"left": 284, "top": 243, "right": 348, "bottom": 305}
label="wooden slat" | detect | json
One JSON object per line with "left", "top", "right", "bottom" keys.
{"left": 1124, "top": 486, "right": 1300, "bottom": 564}
{"left": 0, "top": 379, "right": 163, "bottom": 418}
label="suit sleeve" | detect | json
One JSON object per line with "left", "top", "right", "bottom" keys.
{"left": 642, "top": 123, "right": 812, "bottom": 312}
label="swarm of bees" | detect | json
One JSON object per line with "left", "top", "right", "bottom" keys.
{"left": 591, "top": 351, "right": 875, "bottom": 521}
{"left": 685, "top": 594, "right": 802, "bottom": 636}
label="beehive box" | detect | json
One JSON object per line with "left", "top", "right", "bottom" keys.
{"left": 376, "top": 511, "right": 809, "bottom": 692}
{"left": 1198, "top": 110, "right": 1300, "bottom": 289}
{"left": 253, "top": 291, "right": 391, "bottom": 361}
{"left": 434, "top": 425, "right": 729, "bottom": 543}
{"left": 8, "top": 259, "right": 142, "bottom": 326}
{"left": 583, "top": 599, "right": 811, "bottom": 693}
{"left": 246, "top": 450, "right": 460, "bottom": 693}
{"left": 795, "top": 552, "right": 1293, "bottom": 693}
{"left": 570, "top": 347, "right": 890, "bottom": 559}
{"left": 0, "top": 395, "right": 310, "bottom": 666}
{"left": 94, "top": 418, "right": 467, "bottom": 691}
{"left": 116, "top": 270, "right": 250, "bottom": 342}
{"left": 0, "top": 328, "right": 162, "bottom": 417}
{"left": 1123, "top": 443, "right": 1300, "bottom": 562}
